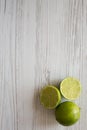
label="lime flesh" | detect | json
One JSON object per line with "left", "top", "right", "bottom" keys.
{"left": 60, "top": 77, "right": 81, "bottom": 100}
{"left": 40, "top": 85, "right": 61, "bottom": 109}
{"left": 55, "top": 101, "right": 80, "bottom": 126}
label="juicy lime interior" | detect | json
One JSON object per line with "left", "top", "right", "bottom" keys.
{"left": 60, "top": 77, "right": 81, "bottom": 100}
{"left": 55, "top": 101, "right": 80, "bottom": 126}
{"left": 40, "top": 86, "right": 61, "bottom": 109}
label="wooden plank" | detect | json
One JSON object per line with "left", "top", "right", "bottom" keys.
{"left": 0, "top": 0, "right": 87, "bottom": 130}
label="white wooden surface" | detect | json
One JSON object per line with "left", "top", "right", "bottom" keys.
{"left": 0, "top": 0, "right": 87, "bottom": 130}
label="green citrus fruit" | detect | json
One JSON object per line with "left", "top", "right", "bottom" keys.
{"left": 55, "top": 101, "right": 80, "bottom": 126}
{"left": 40, "top": 85, "right": 61, "bottom": 109}
{"left": 60, "top": 77, "right": 81, "bottom": 100}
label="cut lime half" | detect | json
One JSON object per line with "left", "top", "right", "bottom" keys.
{"left": 40, "top": 85, "right": 61, "bottom": 109}
{"left": 60, "top": 77, "right": 81, "bottom": 100}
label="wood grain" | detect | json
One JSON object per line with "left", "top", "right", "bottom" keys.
{"left": 0, "top": 0, "right": 87, "bottom": 130}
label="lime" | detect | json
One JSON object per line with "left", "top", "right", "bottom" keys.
{"left": 55, "top": 101, "right": 80, "bottom": 126}
{"left": 60, "top": 77, "right": 81, "bottom": 100}
{"left": 40, "top": 85, "right": 61, "bottom": 109}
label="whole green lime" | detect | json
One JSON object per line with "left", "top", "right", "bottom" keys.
{"left": 55, "top": 101, "right": 80, "bottom": 126}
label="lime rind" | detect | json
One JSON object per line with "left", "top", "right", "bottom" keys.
{"left": 60, "top": 77, "right": 82, "bottom": 100}
{"left": 40, "top": 85, "right": 61, "bottom": 109}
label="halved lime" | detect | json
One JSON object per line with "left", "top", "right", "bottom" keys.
{"left": 60, "top": 77, "right": 81, "bottom": 100}
{"left": 55, "top": 101, "right": 80, "bottom": 126}
{"left": 40, "top": 85, "right": 61, "bottom": 109}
